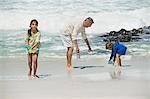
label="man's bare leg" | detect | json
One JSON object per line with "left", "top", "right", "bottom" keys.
{"left": 67, "top": 47, "right": 73, "bottom": 71}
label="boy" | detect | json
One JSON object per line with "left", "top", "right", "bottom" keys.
{"left": 106, "top": 41, "right": 127, "bottom": 74}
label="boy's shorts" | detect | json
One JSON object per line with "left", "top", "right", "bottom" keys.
{"left": 61, "top": 34, "right": 73, "bottom": 48}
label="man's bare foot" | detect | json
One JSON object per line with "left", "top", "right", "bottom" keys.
{"left": 67, "top": 64, "right": 72, "bottom": 71}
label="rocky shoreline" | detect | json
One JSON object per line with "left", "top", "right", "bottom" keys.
{"left": 99, "top": 26, "right": 150, "bottom": 42}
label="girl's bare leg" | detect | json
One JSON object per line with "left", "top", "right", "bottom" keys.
{"left": 28, "top": 53, "right": 32, "bottom": 76}
{"left": 33, "top": 53, "right": 38, "bottom": 78}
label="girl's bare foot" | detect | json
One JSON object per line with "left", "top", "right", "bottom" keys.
{"left": 28, "top": 70, "right": 32, "bottom": 76}
{"left": 33, "top": 75, "right": 39, "bottom": 79}
{"left": 28, "top": 73, "right": 32, "bottom": 80}
{"left": 28, "top": 72, "right": 31, "bottom": 77}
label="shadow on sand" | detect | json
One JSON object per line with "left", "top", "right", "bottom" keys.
{"left": 73, "top": 65, "right": 104, "bottom": 69}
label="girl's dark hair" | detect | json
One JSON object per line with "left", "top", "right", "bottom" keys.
{"left": 27, "top": 19, "right": 39, "bottom": 37}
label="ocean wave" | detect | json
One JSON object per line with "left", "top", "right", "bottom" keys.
{"left": 0, "top": 0, "right": 150, "bottom": 58}
{"left": 0, "top": 1, "right": 150, "bottom": 34}
{"left": 1, "top": 31, "right": 150, "bottom": 58}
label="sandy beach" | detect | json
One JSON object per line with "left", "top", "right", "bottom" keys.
{"left": 1, "top": 0, "right": 150, "bottom": 99}
{"left": 0, "top": 56, "right": 150, "bottom": 99}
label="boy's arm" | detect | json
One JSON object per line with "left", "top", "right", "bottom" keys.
{"left": 109, "top": 47, "right": 117, "bottom": 61}
{"left": 112, "top": 48, "right": 117, "bottom": 62}
{"left": 109, "top": 51, "right": 113, "bottom": 61}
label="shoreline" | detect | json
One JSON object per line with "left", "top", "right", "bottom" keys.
{"left": 0, "top": 55, "right": 150, "bottom": 80}
{"left": 0, "top": 55, "right": 150, "bottom": 99}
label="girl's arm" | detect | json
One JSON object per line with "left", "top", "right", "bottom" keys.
{"left": 31, "top": 33, "right": 41, "bottom": 49}
{"left": 24, "top": 34, "right": 29, "bottom": 45}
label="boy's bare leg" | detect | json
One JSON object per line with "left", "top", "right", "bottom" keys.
{"left": 116, "top": 54, "right": 121, "bottom": 66}
{"left": 33, "top": 53, "right": 38, "bottom": 78}
{"left": 67, "top": 47, "right": 73, "bottom": 70}
{"left": 115, "top": 54, "right": 121, "bottom": 78}
{"left": 28, "top": 54, "right": 32, "bottom": 77}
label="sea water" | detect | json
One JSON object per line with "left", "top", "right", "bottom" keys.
{"left": 0, "top": 0, "right": 150, "bottom": 58}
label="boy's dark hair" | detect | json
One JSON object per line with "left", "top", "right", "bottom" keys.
{"left": 28, "top": 19, "right": 39, "bottom": 37}
{"left": 106, "top": 42, "right": 113, "bottom": 49}
{"left": 85, "top": 17, "right": 94, "bottom": 23}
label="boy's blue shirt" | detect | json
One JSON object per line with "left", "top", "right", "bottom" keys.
{"left": 110, "top": 41, "right": 127, "bottom": 61}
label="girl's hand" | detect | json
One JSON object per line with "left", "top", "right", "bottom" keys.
{"left": 24, "top": 45, "right": 30, "bottom": 50}
{"left": 31, "top": 46, "right": 34, "bottom": 49}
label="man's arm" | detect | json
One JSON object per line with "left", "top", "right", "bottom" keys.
{"left": 84, "top": 38, "right": 92, "bottom": 51}
{"left": 72, "top": 27, "right": 80, "bottom": 53}
{"left": 81, "top": 32, "right": 92, "bottom": 51}
{"left": 73, "top": 39, "right": 80, "bottom": 53}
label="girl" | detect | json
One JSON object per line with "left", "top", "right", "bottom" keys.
{"left": 24, "top": 19, "right": 41, "bottom": 79}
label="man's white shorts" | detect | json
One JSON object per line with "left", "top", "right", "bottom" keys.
{"left": 61, "top": 34, "right": 73, "bottom": 48}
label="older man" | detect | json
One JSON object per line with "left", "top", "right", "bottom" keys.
{"left": 61, "top": 17, "right": 94, "bottom": 71}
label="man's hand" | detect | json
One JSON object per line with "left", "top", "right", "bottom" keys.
{"left": 84, "top": 38, "right": 92, "bottom": 53}
{"left": 76, "top": 47, "right": 80, "bottom": 53}
{"left": 88, "top": 48, "right": 92, "bottom": 52}
{"left": 88, "top": 48, "right": 93, "bottom": 55}
{"left": 73, "top": 40, "right": 80, "bottom": 53}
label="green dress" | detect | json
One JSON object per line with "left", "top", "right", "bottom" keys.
{"left": 25, "top": 32, "right": 41, "bottom": 54}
